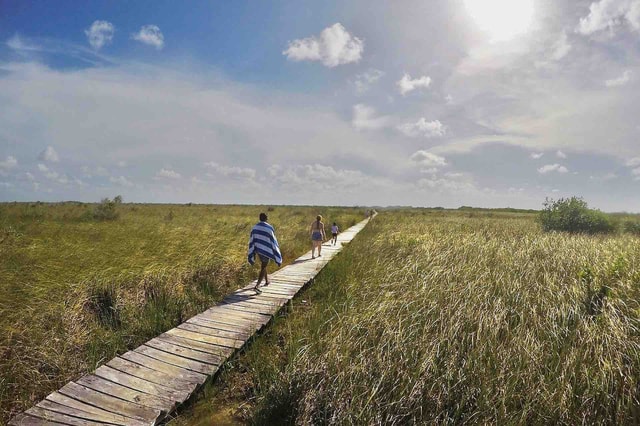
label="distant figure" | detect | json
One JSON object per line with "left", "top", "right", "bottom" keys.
{"left": 310, "top": 215, "right": 326, "bottom": 259}
{"left": 331, "top": 222, "right": 339, "bottom": 246}
{"left": 248, "top": 212, "right": 282, "bottom": 293}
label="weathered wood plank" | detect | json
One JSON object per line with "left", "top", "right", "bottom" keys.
{"left": 187, "top": 315, "right": 254, "bottom": 335}
{"left": 156, "top": 333, "right": 231, "bottom": 358}
{"left": 9, "top": 413, "right": 67, "bottom": 425}
{"left": 165, "top": 328, "right": 240, "bottom": 353}
{"left": 38, "top": 397, "right": 134, "bottom": 425}
{"left": 25, "top": 406, "right": 107, "bottom": 426}
{"left": 59, "top": 382, "right": 161, "bottom": 424}
{"left": 135, "top": 345, "right": 216, "bottom": 376}
{"left": 186, "top": 317, "right": 252, "bottom": 338}
{"left": 75, "top": 374, "right": 173, "bottom": 412}
{"left": 94, "top": 365, "right": 186, "bottom": 402}
{"left": 106, "top": 358, "right": 197, "bottom": 397}
{"left": 121, "top": 350, "right": 208, "bottom": 384}
{"left": 176, "top": 323, "right": 245, "bottom": 348}
{"left": 217, "top": 300, "right": 276, "bottom": 315}
{"left": 145, "top": 338, "right": 222, "bottom": 366}
{"left": 223, "top": 293, "right": 287, "bottom": 306}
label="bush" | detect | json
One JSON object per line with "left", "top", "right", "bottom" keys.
{"left": 87, "top": 198, "right": 120, "bottom": 221}
{"left": 539, "top": 197, "right": 614, "bottom": 234}
{"left": 623, "top": 220, "right": 640, "bottom": 235}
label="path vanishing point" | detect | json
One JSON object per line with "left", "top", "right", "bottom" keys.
{"left": 9, "top": 216, "right": 373, "bottom": 425}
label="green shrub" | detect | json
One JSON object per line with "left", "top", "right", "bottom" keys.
{"left": 87, "top": 198, "right": 120, "bottom": 221}
{"left": 623, "top": 220, "right": 640, "bottom": 235}
{"left": 539, "top": 197, "right": 614, "bottom": 234}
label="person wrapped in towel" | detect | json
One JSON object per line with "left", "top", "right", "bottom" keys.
{"left": 247, "top": 212, "right": 282, "bottom": 293}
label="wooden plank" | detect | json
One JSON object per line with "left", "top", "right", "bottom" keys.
{"left": 59, "top": 382, "right": 161, "bottom": 424}
{"left": 25, "top": 406, "right": 108, "bottom": 426}
{"left": 38, "top": 397, "right": 134, "bottom": 425}
{"left": 94, "top": 365, "right": 185, "bottom": 402}
{"left": 9, "top": 413, "right": 67, "bottom": 425}
{"left": 156, "top": 333, "right": 232, "bottom": 358}
{"left": 194, "top": 311, "right": 263, "bottom": 330}
{"left": 106, "top": 358, "right": 197, "bottom": 397}
{"left": 220, "top": 299, "right": 281, "bottom": 314}
{"left": 75, "top": 374, "right": 172, "bottom": 413}
{"left": 232, "top": 289, "right": 294, "bottom": 301}
{"left": 135, "top": 345, "right": 216, "bottom": 376}
{"left": 145, "top": 338, "right": 222, "bottom": 366}
{"left": 112, "top": 351, "right": 207, "bottom": 386}
{"left": 180, "top": 321, "right": 251, "bottom": 341}
{"left": 188, "top": 315, "right": 255, "bottom": 335}
{"left": 217, "top": 300, "right": 276, "bottom": 315}
{"left": 186, "top": 317, "right": 252, "bottom": 338}
{"left": 205, "top": 305, "right": 272, "bottom": 322}
{"left": 223, "top": 293, "right": 288, "bottom": 306}
{"left": 176, "top": 323, "right": 245, "bottom": 348}
{"left": 165, "top": 328, "right": 240, "bottom": 353}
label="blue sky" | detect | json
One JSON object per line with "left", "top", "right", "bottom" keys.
{"left": 1, "top": 0, "right": 640, "bottom": 210}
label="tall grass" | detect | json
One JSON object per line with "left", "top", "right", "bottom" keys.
{"left": 178, "top": 210, "right": 640, "bottom": 425}
{"left": 0, "top": 202, "right": 363, "bottom": 422}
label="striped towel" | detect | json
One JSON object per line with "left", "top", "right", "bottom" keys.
{"left": 248, "top": 221, "right": 282, "bottom": 266}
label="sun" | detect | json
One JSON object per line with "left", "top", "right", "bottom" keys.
{"left": 464, "top": 0, "right": 534, "bottom": 42}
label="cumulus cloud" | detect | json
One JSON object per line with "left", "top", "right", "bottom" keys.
{"left": 6, "top": 34, "right": 41, "bottom": 52}
{"left": 38, "top": 146, "right": 59, "bottom": 162}
{"left": 351, "top": 104, "right": 389, "bottom": 130}
{"left": 204, "top": 161, "right": 256, "bottom": 179}
{"left": 155, "top": 168, "right": 182, "bottom": 179}
{"left": 551, "top": 32, "right": 572, "bottom": 60}
{"left": 283, "top": 23, "right": 363, "bottom": 67}
{"left": 577, "top": 0, "right": 640, "bottom": 35}
{"left": 110, "top": 175, "right": 134, "bottom": 187}
{"left": 626, "top": 156, "right": 640, "bottom": 166}
{"left": 0, "top": 156, "right": 18, "bottom": 175}
{"left": 354, "top": 69, "right": 384, "bottom": 94}
{"left": 538, "top": 163, "right": 569, "bottom": 174}
{"left": 398, "top": 118, "right": 445, "bottom": 138}
{"left": 530, "top": 152, "right": 544, "bottom": 159}
{"left": 85, "top": 20, "right": 115, "bottom": 50}
{"left": 589, "top": 172, "right": 618, "bottom": 181}
{"left": 605, "top": 70, "right": 632, "bottom": 87}
{"left": 556, "top": 150, "right": 567, "bottom": 159}
{"left": 397, "top": 73, "right": 431, "bottom": 95}
{"left": 410, "top": 150, "right": 447, "bottom": 167}
{"left": 268, "top": 163, "right": 370, "bottom": 189}
{"left": 132, "top": 25, "right": 164, "bottom": 50}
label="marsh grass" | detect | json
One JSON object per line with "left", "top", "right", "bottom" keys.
{"left": 0, "top": 202, "right": 362, "bottom": 422}
{"left": 175, "top": 210, "right": 640, "bottom": 425}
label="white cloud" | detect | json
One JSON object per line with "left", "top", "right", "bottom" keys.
{"left": 6, "top": 34, "right": 41, "bottom": 52}
{"left": 268, "top": 163, "right": 372, "bottom": 189}
{"left": 204, "top": 162, "right": 256, "bottom": 179}
{"left": 283, "top": 23, "right": 363, "bottom": 67}
{"left": 605, "top": 70, "right": 632, "bottom": 87}
{"left": 117, "top": 161, "right": 127, "bottom": 168}
{"left": 556, "top": 150, "right": 567, "bottom": 159}
{"left": 632, "top": 167, "right": 640, "bottom": 175}
{"left": 589, "top": 172, "right": 618, "bottom": 181}
{"left": 530, "top": 152, "right": 544, "bottom": 159}
{"left": 155, "top": 168, "right": 182, "bottom": 179}
{"left": 410, "top": 150, "right": 447, "bottom": 167}
{"left": 85, "top": 20, "right": 115, "bottom": 50}
{"left": 551, "top": 32, "right": 572, "bottom": 60}
{"left": 626, "top": 157, "right": 640, "bottom": 166}
{"left": 0, "top": 156, "right": 18, "bottom": 175}
{"left": 351, "top": 104, "right": 389, "bottom": 130}
{"left": 577, "top": 0, "right": 640, "bottom": 35}
{"left": 354, "top": 69, "right": 384, "bottom": 94}
{"left": 538, "top": 163, "right": 569, "bottom": 174}
{"left": 110, "top": 175, "right": 134, "bottom": 187}
{"left": 25, "top": 172, "right": 35, "bottom": 181}
{"left": 397, "top": 73, "right": 431, "bottom": 95}
{"left": 38, "top": 146, "right": 59, "bottom": 162}
{"left": 398, "top": 118, "right": 445, "bottom": 138}
{"left": 132, "top": 25, "right": 164, "bottom": 50}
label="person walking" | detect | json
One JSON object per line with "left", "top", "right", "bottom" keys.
{"left": 331, "top": 222, "right": 339, "bottom": 246}
{"left": 310, "top": 215, "right": 326, "bottom": 259}
{"left": 248, "top": 212, "right": 282, "bottom": 293}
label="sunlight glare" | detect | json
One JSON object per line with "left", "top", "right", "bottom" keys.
{"left": 464, "top": 0, "right": 534, "bottom": 42}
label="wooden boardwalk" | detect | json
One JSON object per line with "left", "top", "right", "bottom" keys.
{"left": 10, "top": 218, "right": 371, "bottom": 425}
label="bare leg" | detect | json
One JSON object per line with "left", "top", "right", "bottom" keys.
{"left": 311, "top": 241, "right": 315, "bottom": 258}
{"left": 317, "top": 240, "right": 322, "bottom": 257}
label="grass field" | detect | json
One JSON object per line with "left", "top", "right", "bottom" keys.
{"left": 0, "top": 202, "right": 363, "bottom": 423}
{"left": 173, "top": 210, "right": 640, "bottom": 425}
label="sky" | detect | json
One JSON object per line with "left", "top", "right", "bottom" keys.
{"left": 1, "top": 0, "right": 640, "bottom": 211}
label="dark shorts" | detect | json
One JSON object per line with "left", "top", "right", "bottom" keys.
{"left": 259, "top": 255, "right": 270, "bottom": 265}
{"left": 312, "top": 231, "right": 323, "bottom": 241}
{"left": 332, "top": 233, "right": 338, "bottom": 237}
